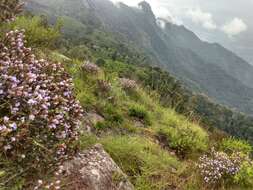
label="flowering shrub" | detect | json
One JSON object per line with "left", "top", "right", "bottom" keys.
{"left": 120, "top": 78, "right": 137, "bottom": 90}
{"left": 97, "top": 79, "right": 112, "bottom": 93}
{"left": 82, "top": 61, "right": 100, "bottom": 74}
{"left": 0, "top": 29, "right": 83, "bottom": 160}
{"left": 0, "top": 0, "right": 23, "bottom": 23}
{"left": 197, "top": 149, "right": 243, "bottom": 185}
{"left": 34, "top": 165, "right": 65, "bottom": 190}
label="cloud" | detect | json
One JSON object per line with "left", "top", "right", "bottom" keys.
{"left": 111, "top": 0, "right": 183, "bottom": 25}
{"left": 111, "top": 0, "right": 248, "bottom": 37}
{"left": 157, "top": 19, "right": 166, "bottom": 29}
{"left": 155, "top": 7, "right": 183, "bottom": 25}
{"left": 187, "top": 8, "right": 217, "bottom": 30}
{"left": 222, "top": 18, "right": 248, "bottom": 37}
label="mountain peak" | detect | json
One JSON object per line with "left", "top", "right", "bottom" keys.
{"left": 138, "top": 1, "right": 151, "bottom": 10}
{"left": 138, "top": 1, "right": 155, "bottom": 18}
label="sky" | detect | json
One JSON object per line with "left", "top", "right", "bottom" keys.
{"left": 110, "top": 0, "right": 253, "bottom": 64}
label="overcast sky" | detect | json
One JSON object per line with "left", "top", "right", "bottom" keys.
{"left": 111, "top": 0, "right": 253, "bottom": 64}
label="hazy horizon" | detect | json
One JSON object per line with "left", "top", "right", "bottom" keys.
{"left": 111, "top": 0, "right": 253, "bottom": 65}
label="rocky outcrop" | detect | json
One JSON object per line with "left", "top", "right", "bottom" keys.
{"left": 86, "top": 112, "right": 105, "bottom": 125}
{"left": 82, "top": 112, "right": 105, "bottom": 133}
{"left": 61, "top": 144, "right": 134, "bottom": 190}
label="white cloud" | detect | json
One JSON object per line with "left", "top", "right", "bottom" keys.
{"left": 157, "top": 19, "right": 166, "bottom": 29}
{"left": 222, "top": 18, "right": 247, "bottom": 37}
{"left": 110, "top": 0, "right": 249, "bottom": 37}
{"left": 155, "top": 7, "right": 183, "bottom": 25}
{"left": 111, "top": 0, "right": 183, "bottom": 25}
{"left": 187, "top": 8, "right": 217, "bottom": 30}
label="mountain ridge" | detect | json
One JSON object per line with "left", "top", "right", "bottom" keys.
{"left": 2, "top": 1, "right": 253, "bottom": 189}
{"left": 25, "top": 0, "right": 253, "bottom": 115}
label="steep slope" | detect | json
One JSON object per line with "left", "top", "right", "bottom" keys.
{"left": 89, "top": 0, "right": 253, "bottom": 114}
{"left": 164, "top": 22, "right": 253, "bottom": 90}
{"left": 23, "top": 0, "right": 253, "bottom": 144}
{"left": 2, "top": 6, "right": 253, "bottom": 190}
{"left": 25, "top": 0, "right": 253, "bottom": 115}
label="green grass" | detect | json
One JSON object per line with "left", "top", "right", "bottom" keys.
{"left": 100, "top": 135, "right": 182, "bottom": 190}
{"left": 67, "top": 54, "right": 209, "bottom": 156}
{"left": 58, "top": 52, "right": 211, "bottom": 189}
{"left": 6, "top": 16, "right": 60, "bottom": 48}
{"left": 220, "top": 138, "right": 252, "bottom": 155}
{"left": 154, "top": 107, "right": 208, "bottom": 156}
{"left": 128, "top": 104, "right": 151, "bottom": 126}
{"left": 77, "top": 134, "right": 98, "bottom": 150}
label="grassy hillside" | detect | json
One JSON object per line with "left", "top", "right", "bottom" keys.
{"left": 1, "top": 6, "right": 253, "bottom": 190}
{"left": 61, "top": 54, "right": 253, "bottom": 190}
{"left": 26, "top": 0, "right": 253, "bottom": 116}
{"left": 50, "top": 51, "right": 253, "bottom": 190}
{"left": 24, "top": 0, "right": 253, "bottom": 144}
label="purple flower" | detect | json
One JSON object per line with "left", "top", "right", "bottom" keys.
{"left": 29, "top": 115, "right": 35, "bottom": 121}
{"left": 0, "top": 29, "right": 83, "bottom": 161}
{"left": 11, "top": 137, "right": 16, "bottom": 142}
{"left": 4, "top": 145, "right": 12, "bottom": 151}
{"left": 0, "top": 125, "right": 6, "bottom": 131}
{"left": 10, "top": 76, "right": 19, "bottom": 83}
{"left": 9, "top": 123, "right": 17, "bottom": 131}
{"left": 27, "top": 99, "right": 37, "bottom": 105}
{"left": 48, "top": 124, "right": 57, "bottom": 129}
{"left": 3, "top": 116, "right": 9, "bottom": 123}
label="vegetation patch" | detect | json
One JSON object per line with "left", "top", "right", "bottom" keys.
{"left": 220, "top": 138, "right": 252, "bottom": 155}
{"left": 101, "top": 135, "right": 181, "bottom": 189}
{"left": 155, "top": 109, "right": 208, "bottom": 157}
{"left": 128, "top": 104, "right": 151, "bottom": 126}
{"left": 197, "top": 148, "right": 253, "bottom": 189}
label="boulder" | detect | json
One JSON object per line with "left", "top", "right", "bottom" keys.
{"left": 81, "top": 112, "right": 105, "bottom": 133}
{"left": 86, "top": 112, "right": 105, "bottom": 125}
{"left": 61, "top": 144, "right": 134, "bottom": 190}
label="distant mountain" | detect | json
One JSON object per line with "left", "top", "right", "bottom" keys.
{"left": 25, "top": 0, "right": 253, "bottom": 115}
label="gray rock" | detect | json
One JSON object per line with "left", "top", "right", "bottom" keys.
{"left": 86, "top": 112, "right": 105, "bottom": 125}
{"left": 81, "top": 112, "right": 105, "bottom": 134}
{"left": 62, "top": 144, "right": 134, "bottom": 190}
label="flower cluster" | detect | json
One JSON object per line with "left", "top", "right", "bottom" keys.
{"left": 197, "top": 149, "right": 243, "bottom": 185}
{"left": 120, "top": 78, "right": 137, "bottom": 90}
{"left": 0, "top": 29, "right": 83, "bottom": 159}
{"left": 0, "top": 0, "right": 23, "bottom": 23}
{"left": 34, "top": 165, "right": 64, "bottom": 190}
{"left": 82, "top": 61, "right": 100, "bottom": 74}
{"left": 97, "top": 79, "right": 112, "bottom": 93}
